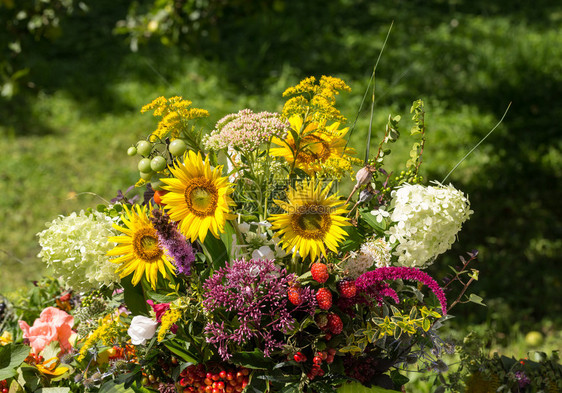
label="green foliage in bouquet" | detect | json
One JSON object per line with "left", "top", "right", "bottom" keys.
{"left": 439, "top": 331, "right": 562, "bottom": 392}
{"left": 0, "top": 75, "right": 483, "bottom": 392}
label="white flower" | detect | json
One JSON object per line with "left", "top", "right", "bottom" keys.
{"left": 385, "top": 183, "right": 473, "bottom": 268}
{"left": 238, "top": 222, "right": 251, "bottom": 234}
{"left": 370, "top": 207, "right": 390, "bottom": 223}
{"left": 341, "top": 251, "right": 375, "bottom": 279}
{"left": 361, "top": 238, "right": 392, "bottom": 268}
{"left": 252, "top": 245, "right": 275, "bottom": 260}
{"left": 37, "top": 210, "right": 121, "bottom": 291}
{"left": 128, "top": 316, "right": 158, "bottom": 345}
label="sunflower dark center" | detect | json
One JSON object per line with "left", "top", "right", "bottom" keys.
{"left": 184, "top": 177, "right": 219, "bottom": 217}
{"left": 296, "top": 135, "right": 331, "bottom": 164}
{"left": 291, "top": 204, "right": 332, "bottom": 240}
{"left": 132, "top": 227, "right": 162, "bottom": 263}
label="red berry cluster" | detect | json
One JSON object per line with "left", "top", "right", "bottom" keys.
{"left": 0, "top": 379, "right": 8, "bottom": 393}
{"left": 306, "top": 348, "right": 337, "bottom": 380}
{"left": 178, "top": 364, "right": 249, "bottom": 393}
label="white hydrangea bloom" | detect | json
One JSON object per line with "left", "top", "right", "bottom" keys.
{"left": 37, "top": 210, "right": 120, "bottom": 291}
{"left": 385, "top": 183, "right": 473, "bottom": 268}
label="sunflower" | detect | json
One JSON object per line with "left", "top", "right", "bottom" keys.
{"left": 160, "top": 150, "right": 236, "bottom": 242}
{"left": 270, "top": 116, "right": 356, "bottom": 176}
{"left": 269, "top": 179, "right": 349, "bottom": 261}
{"left": 107, "top": 204, "right": 175, "bottom": 290}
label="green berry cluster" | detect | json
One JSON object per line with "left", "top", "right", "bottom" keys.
{"left": 127, "top": 138, "right": 188, "bottom": 189}
{"left": 394, "top": 170, "right": 423, "bottom": 185}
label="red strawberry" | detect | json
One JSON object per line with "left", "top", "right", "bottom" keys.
{"left": 316, "top": 288, "right": 332, "bottom": 310}
{"left": 337, "top": 278, "right": 357, "bottom": 298}
{"left": 311, "top": 262, "right": 329, "bottom": 283}
{"left": 288, "top": 285, "right": 303, "bottom": 306}
{"left": 327, "top": 313, "right": 343, "bottom": 334}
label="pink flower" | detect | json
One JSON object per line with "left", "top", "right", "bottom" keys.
{"left": 147, "top": 300, "right": 170, "bottom": 322}
{"left": 18, "top": 307, "right": 75, "bottom": 354}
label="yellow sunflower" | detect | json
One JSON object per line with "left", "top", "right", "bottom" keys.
{"left": 160, "top": 150, "right": 236, "bottom": 242}
{"left": 270, "top": 115, "right": 356, "bottom": 176}
{"left": 269, "top": 179, "right": 350, "bottom": 261}
{"left": 107, "top": 204, "right": 175, "bottom": 290}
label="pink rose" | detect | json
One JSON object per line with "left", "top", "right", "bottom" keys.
{"left": 19, "top": 307, "right": 75, "bottom": 355}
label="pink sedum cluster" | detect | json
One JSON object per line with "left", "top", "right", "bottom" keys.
{"left": 18, "top": 306, "right": 75, "bottom": 354}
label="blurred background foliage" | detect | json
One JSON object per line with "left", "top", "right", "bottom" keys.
{"left": 1, "top": 0, "right": 561, "bottom": 345}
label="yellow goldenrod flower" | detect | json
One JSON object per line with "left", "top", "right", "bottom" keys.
{"left": 141, "top": 96, "right": 209, "bottom": 140}
{"left": 157, "top": 308, "right": 182, "bottom": 342}
{"left": 281, "top": 76, "right": 351, "bottom": 124}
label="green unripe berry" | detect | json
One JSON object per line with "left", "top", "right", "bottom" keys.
{"left": 150, "top": 156, "right": 167, "bottom": 172}
{"left": 127, "top": 146, "right": 137, "bottom": 156}
{"left": 169, "top": 139, "right": 188, "bottom": 157}
{"left": 136, "top": 140, "right": 152, "bottom": 156}
{"left": 138, "top": 158, "right": 152, "bottom": 173}
{"left": 140, "top": 171, "right": 153, "bottom": 181}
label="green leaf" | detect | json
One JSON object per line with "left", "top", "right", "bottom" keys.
{"left": 337, "top": 381, "right": 398, "bottom": 393}
{"left": 422, "top": 318, "right": 431, "bottom": 332}
{"left": 0, "top": 345, "right": 30, "bottom": 380}
{"left": 36, "top": 389, "right": 71, "bottom": 393}
{"left": 99, "top": 380, "right": 138, "bottom": 393}
{"left": 164, "top": 340, "right": 199, "bottom": 364}
{"left": 338, "top": 345, "right": 362, "bottom": 353}
{"left": 278, "top": 383, "right": 301, "bottom": 393}
{"left": 229, "top": 349, "right": 271, "bottom": 369}
{"left": 202, "top": 234, "right": 229, "bottom": 270}
{"left": 338, "top": 225, "right": 365, "bottom": 253}
{"left": 220, "top": 221, "right": 236, "bottom": 259}
{"left": 359, "top": 210, "right": 387, "bottom": 233}
{"left": 121, "top": 275, "right": 148, "bottom": 316}
{"left": 390, "top": 369, "right": 410, "bottom": 387}
{"left": 468, "top": 293, "right": 486, "bottom": 306}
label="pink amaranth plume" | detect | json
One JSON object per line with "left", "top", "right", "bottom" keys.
{"left": 355, "top": 267, "right": 447, "bottom": 315}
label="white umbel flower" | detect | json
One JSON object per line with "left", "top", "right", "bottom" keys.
{"left": 385, "top": 183, "right": 473, "bottom": 268}
{"left": 361, "top": 238, "right": 392, "bottom": 268}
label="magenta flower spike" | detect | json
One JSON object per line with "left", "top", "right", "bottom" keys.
{"left": 356, "top": 266, "right": 448, "bottom": 315}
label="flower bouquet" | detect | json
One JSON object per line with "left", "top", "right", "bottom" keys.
{"left": 0, "top": 76, "right": 480, "bottom": 393}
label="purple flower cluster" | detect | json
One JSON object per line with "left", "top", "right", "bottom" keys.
{"left": 355, "top": 267, "right": 448, "bottom": 315}
{"left": 514, "top": 371, "right": 531, "bottom": 388}
{"left": 150, "top": 209, "right": 195, "bottom": 275}
{"left": 202, "top": 258, "right": 316, "bottom": 360}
